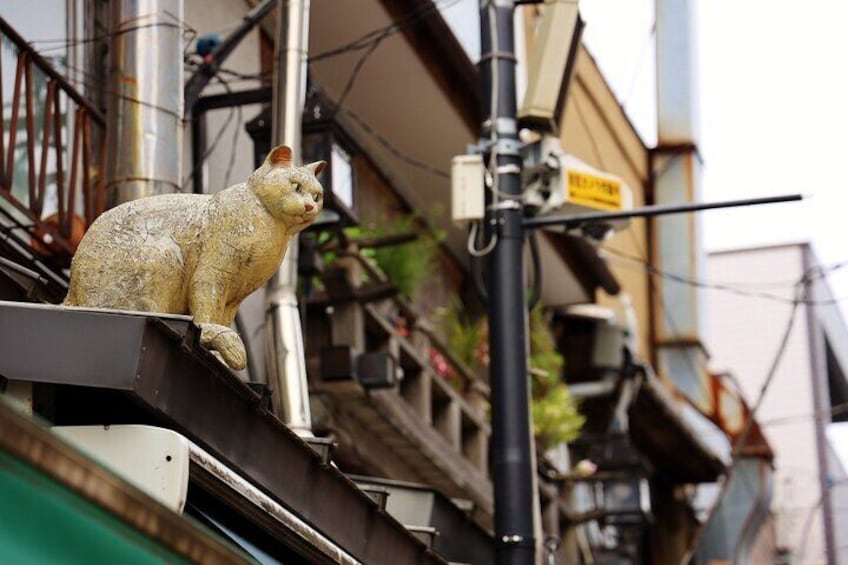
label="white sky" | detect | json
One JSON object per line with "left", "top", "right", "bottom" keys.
{"left": 580, "top": 0, "right": 848, "bottom": 469}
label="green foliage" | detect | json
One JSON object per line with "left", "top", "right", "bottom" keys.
{"left": 528, "top": 306, "right": 584, "bottom": 449}
{"left": 434, "top": 298, "right": 487, "bottom": 372}
{"left": 436, "top": 301, "right": 584, "bottom": 449}
{"left": 359, "top": 215, "right": 439, "bottom": 299}
{"left": 531, "top": 383, "right": 584, "bottom": 449}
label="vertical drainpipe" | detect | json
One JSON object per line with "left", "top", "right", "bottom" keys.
{"left": 652, "top": 0, "right": 710, "bottom": 413}
{"left": 655, "top": 2, "right": 770, "bottom": 561}
{"left": 266, "top": 0, "right": 312, "bottom": 435}
{"left": 106, "top": 0, "right": 183, "bottom": 207}
{"left": 653, "top": 0, "right": 715, "bottom": 555}
{"left": 802, "top": 247, "right": 837, "bottom": 565}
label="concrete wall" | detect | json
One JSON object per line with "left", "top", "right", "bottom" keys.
{"left": 561, "top": 45, "right": 652, "bottom": 360}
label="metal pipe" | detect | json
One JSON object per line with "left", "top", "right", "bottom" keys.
{"left": 652, "top": 0, "right": 702, "bottom": 344}
{"left": 105, "top": 0, "right": 183, "bottom": 207}
{"left": 190, "top": 104, "right": 206, "bottom": 195}
{"left": 480, "top": 2, "right": 536, "bottom": 563}
{"left": 183, "top": 0, "right": 277, "bottom": 111}
{"left": 266, "top": 0, "right": 313, "bottom": 435}
{"left": 523, "top": 194, "right": 802, "bottom": 230}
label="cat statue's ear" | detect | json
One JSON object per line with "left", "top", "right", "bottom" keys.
{"left": 266, "top": 145, "right": 293, "bottom": 167}
{"left": 307, "top": 161, "right": 327, "bottom": 177}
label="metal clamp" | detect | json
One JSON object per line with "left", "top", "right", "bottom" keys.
{"left": 495, "top": 164, "right": 521, "bottom": 175}
{"left": 489, "top": 199, "right": 522, "bottom": 211}
{"left": 488, "top": 138, "right": 523, "bottom": 157}
{"left": 468, "top": 137, "right": 524, "bottom": 157}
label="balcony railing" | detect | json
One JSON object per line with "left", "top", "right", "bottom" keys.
{"left": 0, "top": 18, "right": 106, "bottom": 298}
{"left": 307, "top": 242, "right": 582, "bottom": 539}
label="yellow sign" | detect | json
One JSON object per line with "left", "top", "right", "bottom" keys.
{"left": 567, "top": 171, "right": 622, "bottom": 211}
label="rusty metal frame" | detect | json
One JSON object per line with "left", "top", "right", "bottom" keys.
{"left": 0, "top": 17, "right": 107, "bottom": 269}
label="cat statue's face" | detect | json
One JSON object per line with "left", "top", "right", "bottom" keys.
{"left": 248, "top": 145, "right": 326, "bottom": 229}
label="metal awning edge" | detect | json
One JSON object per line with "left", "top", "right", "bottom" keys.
{"left": 630, "top": 376, "right": 727, "bottom": 483}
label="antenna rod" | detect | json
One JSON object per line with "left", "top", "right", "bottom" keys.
{"left": 523, "top": 194, "right": 803, "bottom": 230}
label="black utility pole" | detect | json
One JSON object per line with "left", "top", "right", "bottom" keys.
{"left": 480, "top": 2, "right": 536, "bottom": 564}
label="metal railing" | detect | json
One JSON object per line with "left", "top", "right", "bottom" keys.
{"left": 0, "top": 18, "right": 106, "bottom": 286}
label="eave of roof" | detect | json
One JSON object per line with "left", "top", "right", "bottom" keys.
{"left": 0, "top": 301, "right": 446, "bottom": 565}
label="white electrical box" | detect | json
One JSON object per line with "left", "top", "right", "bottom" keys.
{"left": 451, "top": 154, "right": 485, "bottom": 225}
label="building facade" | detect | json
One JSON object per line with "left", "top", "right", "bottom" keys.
{"left": 707, "top": 242, "right": 848, "bottom": 564}
{"left": 0, "top": 1, "right": 784, "bottom": 562}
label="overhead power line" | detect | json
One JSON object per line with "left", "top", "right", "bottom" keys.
{"left": 307, "top": 0, "right": 463, "bottom": 63}
{"left": 602, "top": 246, "right": 848, "bottom": 305}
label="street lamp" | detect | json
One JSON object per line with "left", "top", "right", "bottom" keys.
{"left": 569, "top": 433, "right": 652, "bottom": 526}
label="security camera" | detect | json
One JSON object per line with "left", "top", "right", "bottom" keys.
{"left": 522, "top": 136, "right": 633, "bottom": 236}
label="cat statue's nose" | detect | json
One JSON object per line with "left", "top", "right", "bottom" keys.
{"left": 305, "top": 204, "right": 314, "bottom": 212}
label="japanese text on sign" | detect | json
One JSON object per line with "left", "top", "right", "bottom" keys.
{"left": 567, "top": 171, "right": 622, "bottom": 211}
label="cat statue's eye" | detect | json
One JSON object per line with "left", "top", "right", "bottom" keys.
{"left": 293, "top": 182, "right": 301, "bottom": 193}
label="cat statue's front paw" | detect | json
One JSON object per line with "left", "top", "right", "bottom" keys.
{"left": 198, "top": 323, "right": 247, "bottom": 370}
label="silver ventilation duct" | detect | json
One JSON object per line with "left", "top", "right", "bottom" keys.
{"left": 266, "top": 0, "right": 313, "bottom": 434}
{"left": 105, "top": 0, "right": 183, "bottom": 206}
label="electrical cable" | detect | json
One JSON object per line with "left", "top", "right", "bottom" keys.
{"left": 573, "top": 95, "right": 606, "bottom": 170}
{"left": 467, "top": 219, "right": 497, "bottom": 257}
{"left": 180, "top": 76, "right": 237, "bottom": 192}
{"left": 465, "top": 0, "right": 502, "bottom": 262}
{"left": 602, "top": 245, "right": 848, "bottom": 305}
{"left": 620, "top": 20, "right": 656, "bottom": 111}
{"left": 471, "top": 235, "right": 490, "bottom": 305}
{"left": 51, "top": 59, "right": 184, "bottom": 121}
{"left": 527, "top": 230, "right": 542, "bottom": 309}
{"left": 341, "top": 107, "right": 449, "bottom": 178}
{"left": 795, "top": 478, "right": 848, "bottom": 563}
{"left": 615, "top": 227, "right": 767, "bottom": 547}
{"left": 681, "top": 270, "right": 813, "bottom": 563}
{"left": 29, "top": 18, "right": 197, "bottom": 56}
{"left": 222, "top": 100, "right": 243, "bottom": 189}
{"left": 307, "top": 0, "right": 463, "bottom": 64}
{"left": 330, "top": 35, "right": 383, "bottom": 115}
{"left": 759, "top": 400, "right": 848, "bottom": 428}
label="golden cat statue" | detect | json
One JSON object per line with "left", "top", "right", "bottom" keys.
{"left": 64, "top": 145, "right": 325, "bottom": 370}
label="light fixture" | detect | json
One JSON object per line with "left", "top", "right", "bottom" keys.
{"left": 517, "top": 0, "right": 584, "bottom": 134}
{"left": 300, "top": 87, "right": 357, "bottom": 225}
{"left": 569, "top": 433, "right": 652, "bottom": 526}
